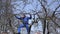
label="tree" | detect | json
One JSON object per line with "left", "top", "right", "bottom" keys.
{"left": 0, "top": 0, "right": 60, "bottom": 34}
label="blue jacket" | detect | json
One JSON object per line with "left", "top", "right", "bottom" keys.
{"left": 15, "top": 15, "right": 32, "bottom": 24}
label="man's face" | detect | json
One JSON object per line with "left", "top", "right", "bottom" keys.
{"left": 20, "top": 15, "right": 25, "bottom": 18}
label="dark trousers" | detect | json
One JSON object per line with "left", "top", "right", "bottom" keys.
{"left": 18, "top": 24, "right": 29, "bottom": 34}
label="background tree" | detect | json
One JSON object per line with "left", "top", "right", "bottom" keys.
{"left": 0, "top": 0, "right": 60, "bottom": 34}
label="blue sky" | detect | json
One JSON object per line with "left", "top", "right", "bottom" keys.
{"left": 11, "top": 0, "right": 60, "bottom": 14}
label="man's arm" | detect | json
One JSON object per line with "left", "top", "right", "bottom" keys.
{"left": 15, "top": 15, "right": 22, "bottom": 20}
{"left": 30, "top": 14, "right": 32, "bottom": 19}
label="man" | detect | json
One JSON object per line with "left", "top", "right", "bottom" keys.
{"left": 15, "top": 14, "right": 32, "bottom": 34}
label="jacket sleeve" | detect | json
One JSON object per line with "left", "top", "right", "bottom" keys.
{"left": 15, "top": 15, "right": 22, "bottom": 20}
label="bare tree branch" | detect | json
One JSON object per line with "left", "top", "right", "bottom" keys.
{"left": 52, "top": 4, "right": 60, "bottom": 17}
